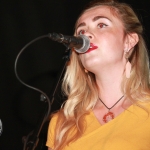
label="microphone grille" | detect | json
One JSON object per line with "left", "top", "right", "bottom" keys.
{"left": 74, "top": 35, "right": 90, "bottom": 53}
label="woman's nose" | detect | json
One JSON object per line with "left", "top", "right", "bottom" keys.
{"left": 84, "top": 31, "right": 93, "bottom": 40}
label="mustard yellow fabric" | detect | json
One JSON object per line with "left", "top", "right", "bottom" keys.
{"left": 46, "top": 103, "right": 150, "bottom": 150}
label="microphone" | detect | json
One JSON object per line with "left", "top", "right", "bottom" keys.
{"left": 48, "top": 33, "right": 90, "bottom": 53}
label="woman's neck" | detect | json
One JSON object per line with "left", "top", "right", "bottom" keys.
{"left": 95, "top": 66, "right": 124, "bottom": 107}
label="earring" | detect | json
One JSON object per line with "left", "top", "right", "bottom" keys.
{"left": 125, "top": 60, "right": 131, "bottom": 78}
{"left": 124, "top": 47, "right": 133, "bottom": 78}
{"left": 84, "top": 69, "right": 88, "bottom": 73}
{"left": 125, "top": 51, "right": 131, "bottom": 78}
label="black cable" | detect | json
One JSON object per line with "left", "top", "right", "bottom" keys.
{"left": 14, "top": 34, "right": 52, "bottom": 150}
{"left": 14, "top": 33, "right": 71, "bottom": 150}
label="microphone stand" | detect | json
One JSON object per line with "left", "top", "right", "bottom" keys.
{"left": 25, "top": 46, "right": 71, "bottom": 150}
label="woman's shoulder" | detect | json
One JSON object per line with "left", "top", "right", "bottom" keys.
{"left": 134, "top": 100, "right": 150, "bottom": 116}
{"left": 50, "top": 109, "right": 65, "bottom": 124}
{"left": 135, "top": 95, "right": 150, "bottom": 107}
{"left": 137, "top": 99, "right": 150, "bottom": 108}
{"left": 50, "top": 111, "right": 61, "bottom": 122}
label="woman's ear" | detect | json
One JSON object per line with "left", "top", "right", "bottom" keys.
{"left": 124, "top": 33, "right": 139, "bottom": 52}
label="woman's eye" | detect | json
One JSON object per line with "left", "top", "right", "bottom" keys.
{"left": 98, "top": 23, "right": 107, "bottom": 28}
{"left": 78, "top": 30, "right": 86, "bottom": 35}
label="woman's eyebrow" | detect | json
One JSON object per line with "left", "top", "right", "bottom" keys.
{"left": 76, "top": 15, "right": 112, "bottom": 30}
{"left": 76, "top": 22, "right": 86, "bottom": 30}
{"left": 93, "top": 15, "right": 112, "bottom": 22}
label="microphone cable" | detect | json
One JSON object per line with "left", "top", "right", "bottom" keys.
{"left": 14, "top": 34, "right": 53, "bottom": 150}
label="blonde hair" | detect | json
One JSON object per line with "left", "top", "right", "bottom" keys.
{"left": 51, "top": 0, "right": 150, "bottom": 149}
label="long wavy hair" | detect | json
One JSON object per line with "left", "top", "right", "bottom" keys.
{"left": 51, "top": 0, "right": 150, "bottom": 149}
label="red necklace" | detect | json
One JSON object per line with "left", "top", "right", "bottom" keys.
{"left": 99, "top": 95, "right": 124, "bottom": 123}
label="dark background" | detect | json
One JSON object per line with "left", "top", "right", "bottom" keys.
{"left": 0, "top": 0, "right": 150, "bottom": 149}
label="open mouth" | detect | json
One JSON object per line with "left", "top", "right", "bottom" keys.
{"left": 86, "top": 43, "right": 98, "bottom": 53}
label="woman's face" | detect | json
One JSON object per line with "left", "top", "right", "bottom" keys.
{"left": 75, "top": 6, "right": 127, "bottom": 74}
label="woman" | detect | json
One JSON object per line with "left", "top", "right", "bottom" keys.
{"left": 46, "top": 0, "right": 150, "bottom": 149}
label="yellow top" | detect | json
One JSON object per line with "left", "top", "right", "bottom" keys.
{"left": 46, "top": 103, "right": 150, "bottom": 150}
